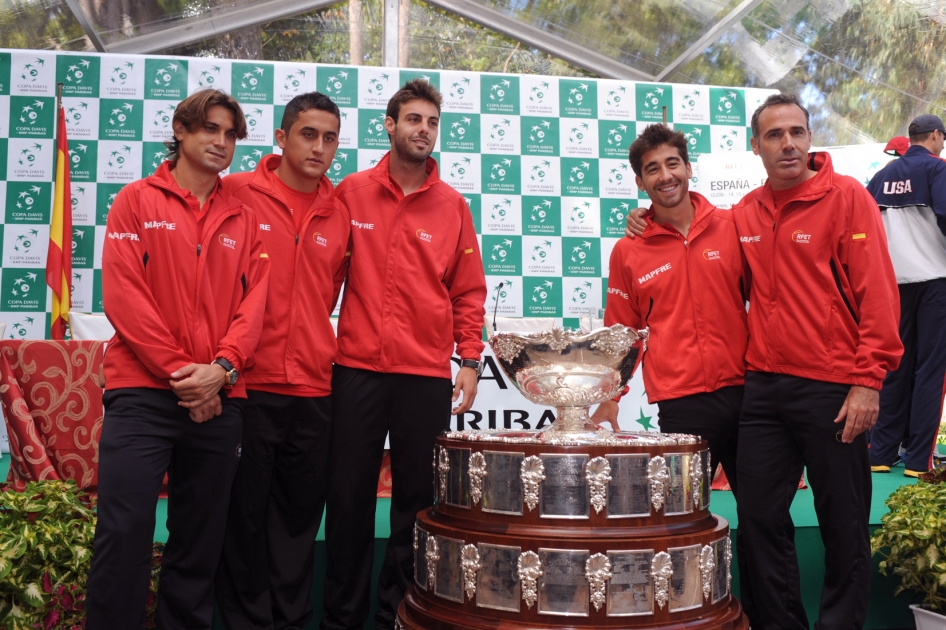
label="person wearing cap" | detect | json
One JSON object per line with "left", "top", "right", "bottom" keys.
{"left": 867, "top": 113, "right": 946, "bottom": 477}
{"left": 885, "top": 136, "right": 910, "bottom": 158}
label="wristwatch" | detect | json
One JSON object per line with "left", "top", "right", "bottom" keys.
{"left": 213, "top": 358, "right": 239, "bottom": 387}
{"left": 460, "top": 358, "right": 484, "bottom": 378}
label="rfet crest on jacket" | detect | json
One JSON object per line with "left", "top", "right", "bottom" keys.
{"left": 732, "top": 151, "right": 902, "bottom": 389}
{"left": 334, "top": 153, "right": 487, "bottom": 379}
{"left": 223, "top": 154, "right": 350, "bottom": 396}
{"left": 605, "top": 192, "right": 748, "bottom": 402}
{"left": 102, "top": 161, "right": 270, "bottom": 398}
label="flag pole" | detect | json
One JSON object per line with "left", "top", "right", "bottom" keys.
{"left": 47, "top": 83, "right": 72, "bottom": 340}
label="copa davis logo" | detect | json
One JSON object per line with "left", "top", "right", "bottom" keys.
{"left": 14, "top": 54, "right": 53, "bottom": 94}
{"left": 489, "top": 198, "right": 512, "bottom": 222}
{"left": 716, "top": 128, "right": 740, "bottom": 151}
{"left": 443, "top": 114, "right": 478, "bottom": 153}
{"left": 7, "top": 315, "right": 41, "bottom": 339}
{"left": 570, "top": 280, "right": 594, "bottom": 305}
{"left": 68, "top": 142, "right": 95, "bottom": 180}
{"left": 18, "top": 58, "right": 45, "bottom": 84}
{"left": 482, "top": 235, "right": 520, "bottom": 275}
{"left": 99, "top": 141, "right": 141, "bottom": 182}
{"left": 521, "top": 77, "right": 556, "bottom": 117}
{"left": 675, "top": 88, "right": 709, "bottom": 123}
{"left": 242, "top": 107, "right": 272, "bottom": 144}
{"left": 522, "top": 156, "right": 559, "bottom": 196}
{"left": 61, "top": 58, "right": 96, "bottom": 94}
{"left": 484, "top": 117, "right": 515, "bottom": 152}
{"left": 564, "top": 121, "right": 594, "bottom": 157}
{"left": 236, "top": 148, "right": 264, "bottom": 172}
{"left": 359, "top": 71, "right": 393, "bottom": 108}
{"left": 530, "top": 279, "right": 553, "bottom": 304}
{"left": 7, "top": 227, "right": 41, "bottom": 265}
{"left": 792, "top": 230, "right": 812, "bottom": 244}
{"left": 524, "top": 237, "right": 559, "bottom": 276}
{"left": 442, "top": 74, "right": 477, "bottom": 112}
{"left": 448, "top": 156, "right": 473, "bottom": 181}
{"left": 12, "top": 98, "right": 53, "bottom": 138}
{"left": 323, "top": 69, "right": 352, "bottom": 98}
{"left": 150, "top": 103, "right": 175, "bottom": 133}
{"left": 481, "top": 75, "right": 518, "bottom": 115}
{"left": 196, "top": 64, "right": 223, "bottom": 89}
{"left": 569, "top": 201, "right": 592, "bottom": 225}
{"left": 3, "top": 270, "right": 42, "bottom": 311}
{"left": 63, "top": 100, "right": 96, "bottom": 137}
{"left": 606, "top": 201, "right": 631, "bottom": 230}
{"left": 104, "top": 60, "right": 142, "bottom": 98}
{"left": 151, "top": 61, "right": 182, "bottom": 88}
{"left": 239, "top": 66, "right": 266, "bottom": 92}
{"left": 636, "top": 84, "right": 671, "bottom": 121}
{"left": 71, "top": 185, "right": 93, "bottom": 223}
{"left": 281, "top": 67, "right": 309, "bottom": 95}
{"left": 488, "top": 279, "right": 518, "bottom": 316}
{"left": 529, "top": 199, "right": 553, "bottom": 224}
{"left": 561, "top": 80, "right": 594, "bottom": 118}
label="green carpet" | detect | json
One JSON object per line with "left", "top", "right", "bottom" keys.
{"left": 0, "top": 455, "right": 924, "bottom": 629}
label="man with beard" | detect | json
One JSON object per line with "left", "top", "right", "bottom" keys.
{"left": 215, "top": 92, "right": 350, "bottom": 630}
{"left": 87, "top": 89, "right": 269, "bottom": 630}
{"left": 320, "top": 79, "right": 487, "bottom": 630}
{"left": 732, "top": 93, "right": 902, "bottom": 629}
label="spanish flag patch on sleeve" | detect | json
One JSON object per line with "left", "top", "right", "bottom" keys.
{"left": 464, "top": 248, "right": 474, "bottom": 254}
{"left": 852, "top": 233, "right": 867, "bottom": 241}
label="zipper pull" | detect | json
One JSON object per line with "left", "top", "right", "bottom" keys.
{"left": 295, "top": 234, "right": 300, "bottom": 245}
{"left": 197, "top": 244, "right": 202, "bottom": 256}
{"left": 773, "top": 221, "right": 777, "bottom": 231}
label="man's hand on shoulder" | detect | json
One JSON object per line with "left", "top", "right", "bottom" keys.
{"left": 625, "top": 208, "right": 647, "bottom": 239}
{"left": 833, "top": 385, "right": 879, "bottom": 443}
{"left": 452, "top": 366, "right": 479, "bottom": 415}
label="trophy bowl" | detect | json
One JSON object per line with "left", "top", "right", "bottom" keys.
{"left": 488, "top": 324, "right": 647, "bottom": 442}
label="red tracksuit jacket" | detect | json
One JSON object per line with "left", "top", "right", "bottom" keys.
{"left": 731, "top": 152, "right": 903, "bottom": 390}
{"left": 334, "top": 154, "right": 487, "bottom": 379}
{"left": 102, "top": 161, "right": 270, "bottom": 398}
{"left": 223, "top": 154, "right": 350, "bottom": 396}
{"left": 604, "top": 192, "right": 749, "bottom": 403}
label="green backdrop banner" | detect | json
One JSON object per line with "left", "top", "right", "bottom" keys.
{"left": 0, "top": 49, "right": 777, "bottom": 341}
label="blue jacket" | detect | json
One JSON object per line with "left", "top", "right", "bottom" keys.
{"left": 868, "top": 145, "right": 946, "bottom": 235}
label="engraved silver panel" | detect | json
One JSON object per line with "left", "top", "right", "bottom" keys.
{"left": 711, "top": 536, "right": 732, "bottom": 604}
{"left": 476, "top": 543, "right": 521, "bottom": 612}
{"left": 414, "top": 527, "right": 428, "bottom": 591}
{"left": 434, "top": 536, "right": 464, "bottom": 603}
{"left": 585, "top": 553, "right": 612, "bottom": 612}
{"left": 584, "top": 457, "right": 612, "bottom": 515}
{"left": 518, "top": 551, "right": 542, "bottom": 609}
{"left": 482, "top": 451, "right": 524, "bottom": 515}
{"left": 606, "top": 454, "right": 650, "bottom": 518}
{"left": 664, "top": 453, "right": 693, "bottom": 516}
{"left": 445, "top": 447, "right": 471, "bottom": 508}
{"left": 540, "top": 455, "right": 589, "bottom": 519}
{"left": 521, "top": 455, "right": 546, "bottom": 512}
{"left": 538, "top": 548, "right": 590, "bottom": 617}
{"left": 700, "top": 449, "right": 712, "bottom": 510}
{"left": 606, "top": 550, "right": 655, "bottom": 616}
{"left": 668, "top": 544, "right": 702, "bottom": 612}
{"left": 690, "top": 452, "right": 703, "bottom": 511}
{"left": 469, "top": 451, "right": 487, "bottom": 506}
{"left": 461, "top": 544, "right": 481, "bottom": 601}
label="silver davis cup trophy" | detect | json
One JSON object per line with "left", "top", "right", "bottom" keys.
{"left": 488, "top": 324, "right": 645, "bottom": 443}
{"left": 396, "top": 323, "right": 749, "bottom": 630}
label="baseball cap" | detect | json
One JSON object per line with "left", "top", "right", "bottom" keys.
{"left": 909, "top": 114, "right": 946, "bottom": 135}
{"left": 884, "top": 136, "right": 909, "bottom": 156}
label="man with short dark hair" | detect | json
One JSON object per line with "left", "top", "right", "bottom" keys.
{"left": 320, "top": 79, "right": 487, "bottom": 630}
{"left": 87, "top": 88, "right": 270, "bottom": 630}
{"left": 867, "top": 114, "right": 946, "bottom": 477}
{"left": 599, "top": 122, "right": 760, "bottom": 626}
{"left": 215, "top": 92, "right": 350, "bottom": 630}
{"left": 733, "top": 93, "right": 902, "bottom": 629}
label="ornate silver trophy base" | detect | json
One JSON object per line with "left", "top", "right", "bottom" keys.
{"left": 488, "top": 324, "right": 645, "bottom": 444}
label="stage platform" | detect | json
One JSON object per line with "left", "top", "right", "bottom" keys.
{"left": 0, "top": 455, "right": 924, "bottom": 629}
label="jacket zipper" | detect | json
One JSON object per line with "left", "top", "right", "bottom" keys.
{"left": 829, "top": 259, "right": 859, "bottom": 324}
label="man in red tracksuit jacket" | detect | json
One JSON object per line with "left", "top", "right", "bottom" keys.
{"left": 86, "top": 89, "right": 270, "bottom": 630}
{"left": 320, "top": 79, "right": 487, "bottom": 630}
{"left": 597, "top": 122, "right": 761, "bottom": 626}
{"left": 215, "top": 93, "right": 350, "bottom": 630}
{"left": 732, "top": 94, "right": 903, "bottom": 630}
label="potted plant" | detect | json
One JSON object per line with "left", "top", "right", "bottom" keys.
{"left": 872, "top": 468, "right": 946, "bottom": 628}
{"left": 0, "top": 479, "right": 163, "bottom": 629}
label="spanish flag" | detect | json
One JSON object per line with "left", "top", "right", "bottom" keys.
{"left": 46, "top": 105, "right": 71, "bottom": 340}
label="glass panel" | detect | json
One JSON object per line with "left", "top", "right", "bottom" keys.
{"left": 0, "top": 0, "right": 90, "bottom": 51}
{"left": 667, "top": 0, "right": 946, "bottom": 146}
